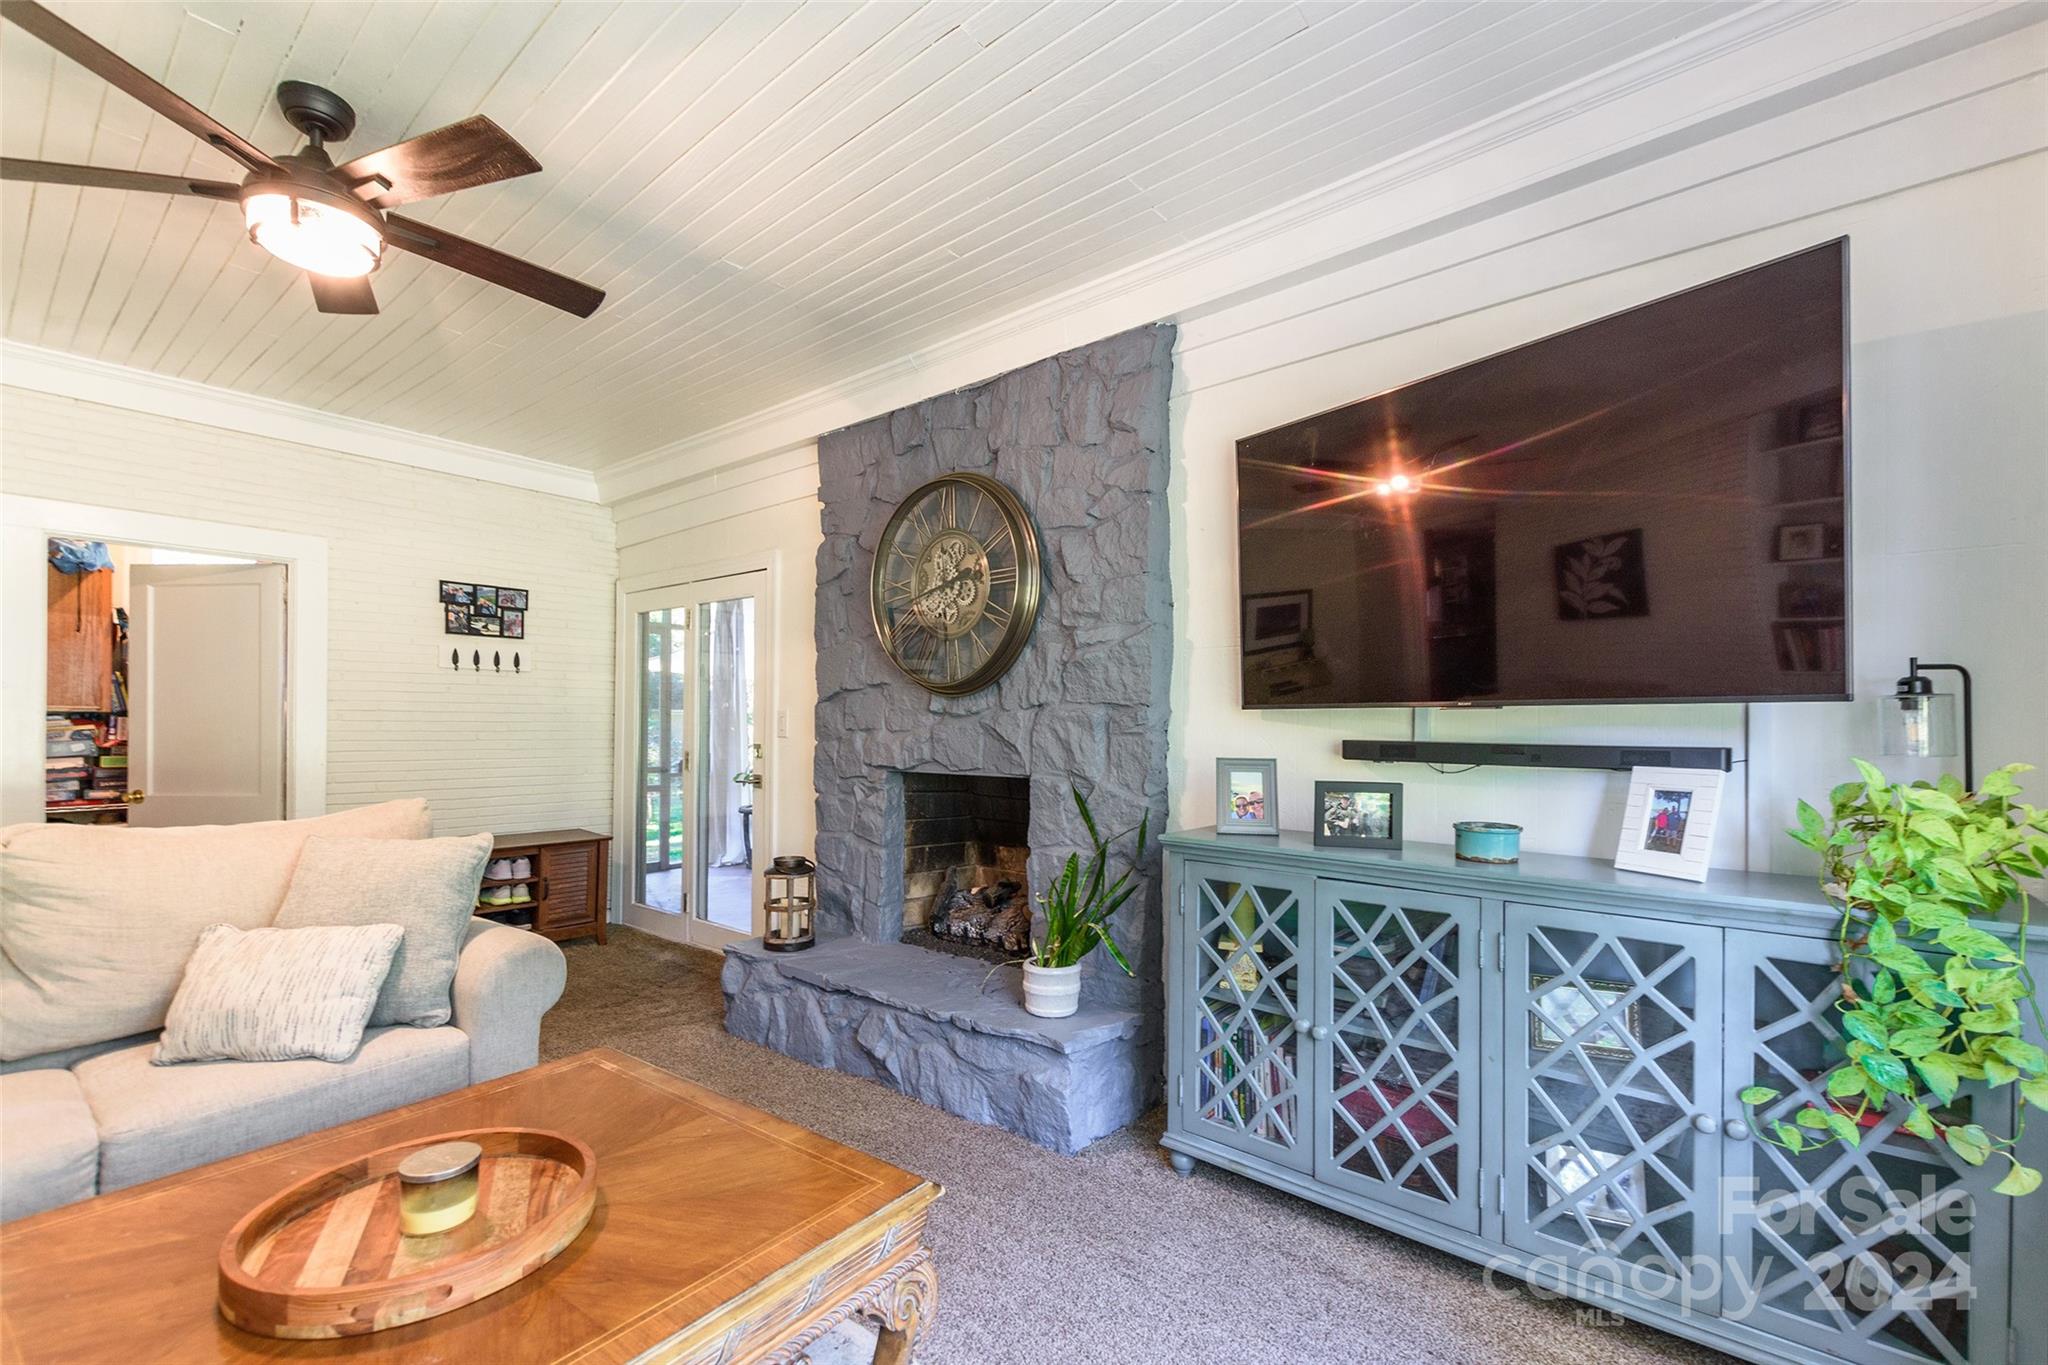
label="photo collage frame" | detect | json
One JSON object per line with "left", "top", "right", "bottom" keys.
{"left": 441, "top": 581, "right": 529, "bottom": 639}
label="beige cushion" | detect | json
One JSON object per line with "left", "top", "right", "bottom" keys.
{"left": 0, "top": 799, "right": 430, "bottom": 1061}
{"left": 75, "top": 1025, "right": 471, "bottom": 1192}
{"left": 154, "top": 923, "right": 404, "bottom": 1065}
{"left": 0, "top": 1069, "right": 99, "bottom": 1221}
{"left": 273, "top": 833, "right": 494, "bottom": 1028}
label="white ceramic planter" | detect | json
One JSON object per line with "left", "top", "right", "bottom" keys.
{"left": 1021, "top": 962, "right": 1082, "bottom": 1018}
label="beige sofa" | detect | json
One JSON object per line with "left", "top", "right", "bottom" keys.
{"left": 0, "top": 801, "right": 568, "bottom": 1222}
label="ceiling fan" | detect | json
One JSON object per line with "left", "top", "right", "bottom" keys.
{"left": 0, "top": 0, "right": 603, "bottom": 317}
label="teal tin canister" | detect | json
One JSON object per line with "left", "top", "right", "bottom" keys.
{"left": 1453, "top": 821, "right": 1522, "bottom": 863}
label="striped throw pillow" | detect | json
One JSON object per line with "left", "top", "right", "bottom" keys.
{"left": 153, "top": 923, "right": 404, "bottom": 1065}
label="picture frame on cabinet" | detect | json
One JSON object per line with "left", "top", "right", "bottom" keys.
{"left": 1541, "top": 1144, "right": 1639, "bottom": 1229}
{"left": 1216, "top": 758, "right": 1277, "bottom": 834}
{"left": 1530, "top": 974, "right": 1640, "bottom": 1061}
{"left": 1312, "top": 780, "right": 1402, "bottom": 850}
{"left": 1613, "top": 766, "right": 1724, "bottom": 881}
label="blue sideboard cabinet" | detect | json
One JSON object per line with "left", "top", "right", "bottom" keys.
{"left": 1161, "top": 828, "right": 2045, "bottom": 1365}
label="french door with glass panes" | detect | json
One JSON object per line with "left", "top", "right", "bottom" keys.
{"left": 623, "top": 572, "right": 766, "bottom": 950}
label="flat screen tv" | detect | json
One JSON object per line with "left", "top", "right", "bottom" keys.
{"left": 1236, "top": 239, "right": 1848, "bottom": 708}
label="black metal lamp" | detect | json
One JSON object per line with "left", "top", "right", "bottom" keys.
{"left": 1881, "top": 657, "right": 1973, "bottom": 791}
{"left": 762, "top": 855, "right": 816, "bottom": 953}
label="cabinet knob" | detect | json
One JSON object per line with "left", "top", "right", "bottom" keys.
{"left": 1724, "top": 1119, "right": 1752, "bottom": 1142}
{"left": 1293, "top": 1017, "right": 1311, "bottom": 1034}
{"left": 1311, "top": 1024, "right": 1331, "bottom": 1042}
{"left": 1692, "top": 1114, "right": 1719, "bottom": 1136}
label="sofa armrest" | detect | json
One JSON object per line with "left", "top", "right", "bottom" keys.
{"left": 452, "top": 919, "right": 567, "bottom": 1083}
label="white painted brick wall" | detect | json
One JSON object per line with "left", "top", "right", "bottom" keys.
{"left": 1, "top": 386, "right": 617, "bottom": 837}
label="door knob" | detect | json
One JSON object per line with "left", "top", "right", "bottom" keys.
{"left": 1311, "top": 1024, "right": 1331, "bottom": 1041}
{"left": 1692, "top": 1114, "right": 1719, "bottom": 1136}
{"left": 120, "top": 790, "right": 146, "bottom": 805}
{"left": 1724, "top": 1119, "right": 1752, "bottom": 1142}
{"left": 1293, "top": 1017, "right": 1310, "bottom": 1034}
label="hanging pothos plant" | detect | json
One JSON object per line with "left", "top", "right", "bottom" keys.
{"left": 1740, "top": 760, "right": 2048, "bottom": 1195}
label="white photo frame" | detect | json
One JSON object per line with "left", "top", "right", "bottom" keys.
{"left": 1613, "top": 766, "right": 1724, "bottom": 882}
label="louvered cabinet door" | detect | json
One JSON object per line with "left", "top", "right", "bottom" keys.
{"left": 1314, "top": 881, "right": 1484, "bottom": 1233}
{"left": 1177, "top": 864, "right": 1316, "bottom": 1172}
{"left": 536, "top": 842, "right": 602, "bottom": 939}
{"left": 1502, "top": 903, "right": 1724, "bottom": 1314}
{"left": 1724, "top": 930, "right": 2012, "bottom": 1365}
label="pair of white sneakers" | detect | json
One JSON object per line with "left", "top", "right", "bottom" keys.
{"left": 481, "top": 856, "right": 535, "bottom": 909}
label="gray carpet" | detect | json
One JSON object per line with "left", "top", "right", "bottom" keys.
{"left": 542, "top": 928, "right": 1734, "bottom": 1365}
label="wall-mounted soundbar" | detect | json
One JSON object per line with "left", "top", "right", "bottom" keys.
{"left": 1340, "top": 740, "right": 1732, "bottom": 773}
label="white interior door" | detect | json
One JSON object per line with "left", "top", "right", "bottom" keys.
{"left": 128, "top": 562, "right": 287, "bottom": 826}
{"left": 622, "top": 570, "right": 768, "bottom": 950}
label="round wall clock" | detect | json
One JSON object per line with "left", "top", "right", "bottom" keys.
{"left": 870, "top": 472, "right": 1042, "bottom": 696}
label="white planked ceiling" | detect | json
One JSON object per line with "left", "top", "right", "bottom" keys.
{"left": 4, "top": 1, "right": 1793, "bottom": 473}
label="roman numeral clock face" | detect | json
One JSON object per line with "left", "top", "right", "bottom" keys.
{"left": 871, "top": 473, "right": 1043, "bottom": 695}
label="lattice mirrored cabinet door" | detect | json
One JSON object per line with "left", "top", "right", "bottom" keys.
{"left": 1315, "top": 883, "right": 1482, "bottom": 1232}
{"left": 1181, "top": 868, "right": 1313, "bottom": 1171}
{"left": 1724, "top": 932, "right": 2012, "bottom": 1365}
{"left": 1503, "top": 906, "right": 1723, "bottom": 1312}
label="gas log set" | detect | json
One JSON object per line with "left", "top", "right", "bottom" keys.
{"left": 927, "top": 877, "right": 1031, "bottom": 954}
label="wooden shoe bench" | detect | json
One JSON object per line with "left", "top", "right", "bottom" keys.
{"left": 477, "top": 828, "right": 609, "bottom": 944}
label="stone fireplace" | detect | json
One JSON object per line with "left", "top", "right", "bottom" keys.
{"left": 723, "top": 323, "right": 1173, "bottom": 1153}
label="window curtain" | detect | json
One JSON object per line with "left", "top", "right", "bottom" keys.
{"left": 703, "top": 598, "right": 754, "bottom": 868}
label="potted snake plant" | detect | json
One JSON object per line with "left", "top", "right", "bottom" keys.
{"left": 1021, "top": 786, "right": 1149, "bottom": 1018}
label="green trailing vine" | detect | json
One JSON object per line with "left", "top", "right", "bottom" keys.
{"left": 1739, "top": 760, "right": 2048, "bottom": 1195}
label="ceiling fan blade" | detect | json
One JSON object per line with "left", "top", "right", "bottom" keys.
{"left": 383, "top": 213, "right": 603, "bottom": 318}
{"left": 1, "top": 157, "right": 239, "bottom": 200}
{"left": 333, "top": 115, "right": 540, "bottom": 209}
{"left": 0, "top": 1, "right": 280, "bottom": 176}
{"left": 309, "top": 274, "right": 378, "bottom": 315}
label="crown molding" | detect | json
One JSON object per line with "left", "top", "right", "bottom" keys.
{"left": 595, "top": 1, "right": 2037, "bottom": 506}
{"left": 0, "top": 341, "right": 602, "bottom": 503}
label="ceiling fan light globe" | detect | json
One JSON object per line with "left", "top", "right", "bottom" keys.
{"left": 242, "top": 190, "right": 381, "bottom": 278}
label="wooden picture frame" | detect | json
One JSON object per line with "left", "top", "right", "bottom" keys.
{"left": 1613, "top": 766, "right": 1724, "bottom": 882}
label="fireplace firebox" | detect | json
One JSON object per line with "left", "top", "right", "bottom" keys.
{"left": 899, "top": 772, "right": 1030, "bottom": 959}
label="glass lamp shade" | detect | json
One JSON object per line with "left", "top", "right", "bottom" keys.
{"left": 1881, "top": 691, "right": 1959, "bottom": 761}
{"left": 242, "top": 191, "right": 382, "bottom": 277}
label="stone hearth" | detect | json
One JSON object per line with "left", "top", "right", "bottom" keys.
{"left": 724, "top": 324, "right": 1173, "bottom": 1152}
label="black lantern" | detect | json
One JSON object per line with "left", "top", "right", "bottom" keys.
{"left": 762, "top": 855, "right": 816, "bottom": 953}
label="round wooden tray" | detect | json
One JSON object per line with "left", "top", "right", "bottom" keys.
{"left": 218, "top": 1127, "right": 596, "bottom": 1339}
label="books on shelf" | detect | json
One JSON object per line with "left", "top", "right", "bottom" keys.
{"left": 1773, "top": 621, "right": 1844, "bottom": 672}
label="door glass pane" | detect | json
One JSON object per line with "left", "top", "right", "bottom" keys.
{"left": 1739, "top": 951, "right": 1986, "bottom": 1362}
{"left": 1192, "top": 877, "right": 1304, "bottom": 1151}
{"left": 1518, "top": 925, "right": 1702, "bottom": 1273}
{"left": 1329, "top": 898, "right": 1465, "bottom": 1207}
{"left": 635, "top": 608, "right": 686, "bottom": 913}
{"left": 694, "top": 593, "right": 755, "bottom": 933}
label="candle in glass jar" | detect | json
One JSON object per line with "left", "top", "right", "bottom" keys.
{"left": 396, "top": 1140, "right": 483, "bottom": 1236}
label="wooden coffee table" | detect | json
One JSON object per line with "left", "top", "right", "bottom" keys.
{"left": 0, "top": 1049, "right": 941, "bottom": 1363}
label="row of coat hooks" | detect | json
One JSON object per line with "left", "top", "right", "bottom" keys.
{"left": 449, "top": 647, "right": 523, "bottom": 673}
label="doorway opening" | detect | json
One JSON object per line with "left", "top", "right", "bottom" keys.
{"left": 624, "top": 569, "right": 768, "bottom": 950}
{"left": 43, "top": 537, "right": 286, "bottom": 828}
